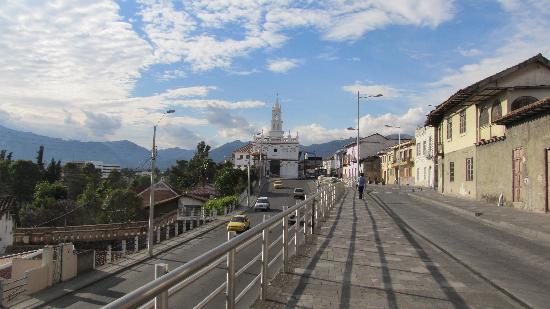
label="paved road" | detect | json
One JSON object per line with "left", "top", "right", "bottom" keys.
{"left": 42, "top": 179, "right": 316, "bottom": 309}
{"left": 367, "top": 185, "right": 550, "bottom": 308}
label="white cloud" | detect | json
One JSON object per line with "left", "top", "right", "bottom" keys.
{"left": 294, "top": 107, "right": 424, "bottom": 145}
{"left": 457, "top": 48, "right": 482, "bottom": 57}
{"left": 156, "top": 69, "right": 186, "bottom": 81}
{"left": 426, "top": 0, "right": 550, "bottom": 104}
{"left": 342, "top": 83, "right": 401, "bottom": 98}
{"left": 267, "top": 58, "right": 300, "bottom": 73}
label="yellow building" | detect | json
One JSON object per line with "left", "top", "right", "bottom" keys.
{"left": 426, "top": 54, "right": 550, "bottom": 199}
{"left": 379, "top": 140, "right": 415, "bottom": 185}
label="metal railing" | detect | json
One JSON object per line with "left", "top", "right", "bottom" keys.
{"left": 102, "top": 182, "right": 345, "bottom": 309}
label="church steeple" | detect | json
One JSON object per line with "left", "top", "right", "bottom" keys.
{"left": 269, "top": 94, "right": 284, "bottom": 137}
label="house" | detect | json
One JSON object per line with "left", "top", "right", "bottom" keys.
{"left": 476, "top": 97, "right": 550, "bottom": 212}
{"left": 0, "top": 196, "right": 16, "bottom": 254}
{"left": 232, "top": 143, "right": 254, "bottom": 170}
{"left": 138, "top": 180, "right": 209, "bottom": 217}
{"left": 414, "top": 126, "right": 436, "bottom": 188}
{"left": 342, "top": 133, "right": 401, "bottom": 180}
{"left": 322, "top": 155, "right": 336, "bottom": 176}
{"left": 379, "top": 140, "right": 416, "bottom": 185}
{"left": 333, "top": 149, "right": 346, "bottom": 178}
{"left": 426, "top": 53, "right": 550, "bottom": 201}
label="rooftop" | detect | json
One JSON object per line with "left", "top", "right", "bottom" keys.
{"left": 494, "top": 97, "right": 550, "bottom": 126}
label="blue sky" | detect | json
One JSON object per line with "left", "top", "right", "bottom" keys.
{"left": 0, "top": 0, "right": 548, "bottom": 149}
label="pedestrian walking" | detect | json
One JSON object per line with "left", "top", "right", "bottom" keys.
{"left": 357, "top": 173, "right": 365, "bottom": 199}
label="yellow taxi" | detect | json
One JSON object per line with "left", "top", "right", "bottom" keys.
{"left": 273, "top": 180, "right": 283, "bottom": 189}
{"left": 227, "top": 214, "right": 251, "bottom": 233}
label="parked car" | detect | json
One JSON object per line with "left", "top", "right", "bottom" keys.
{"left": 293, "top": 188, "right": 305, "bottom": 200}
{"left": 227, "top": 214, "right": 250, "bottom": 233}
{"left": 273, "top": 180, "right": 283, "bottom": 189}
{"left": 254, "top": 197, "right": 271, "bottom": 211}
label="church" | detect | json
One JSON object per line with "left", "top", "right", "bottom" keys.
{"left": 253, "top": 97, "right": 299, "bottom": 179}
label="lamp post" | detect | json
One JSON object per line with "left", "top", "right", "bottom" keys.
{"left": 347, "top": 92, "right": 383, "bottom": 179}
{"left": 385, "top": 124, "right": 401, "bottom": 186}
{"left": 148, "top": 109, "right": 175, "bottom": 257}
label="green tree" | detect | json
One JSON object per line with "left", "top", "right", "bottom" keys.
{"left": 34, "top": 181, "right": 68, "bottom": 200}
{"left": 214, "top": 165, "right": 247, "bottom": 196}
{"left": 62, "top": 162, "right": 101, "bottom": 199}
{"left": 20, "top": 181, "right": 71, "bottom": 227}
{"left": 130, "top": 175, "right": 151, "bottom": 192}
{"left": 9, "top": 160, "right": 42, "bottom": 203}
{"left": 0, "top": 159, "right": 11, "bottom": 196}
{"left": 36, "top": 145, "right": 45, "bottom": 171}
{"left": 165, "top": 160, "right": 195, "bottom": 189}
{"left": 45, "top": 158, "right": 62, "bottom": 183}
{"left": 6, "top": 152, "right": 12, "bottom": 162}
{"left": 188, "top": 141, "right": 216, "bottom": 185}
{"left": 0, "top": 150, "right": 5, "bottom": 161}
{"left": 104, "top": 169, "right": 126, "bottom": 189}
{"left": 99, "top": 189, "right": 144, "bottom": 223}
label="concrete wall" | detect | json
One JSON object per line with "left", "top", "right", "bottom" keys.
{"left": 61, "top": 244, "right": 77, "bottom": 282}
{"left": 440, "top": 145, "right": 477, "bottom": 198}
{"left": 0, "top": 213, "right": 14, "bottom": 254}
{"left": 477, "top": 113, "right": 550, "bottom": 212}
{"left": 11, "top": 258, "right": 41, "bottom": 280}
{"left": 280, "top": 161, "right": 298, "bottom": 179}
{"left": 25, "top": 265, "right": 50, "bottom": 294}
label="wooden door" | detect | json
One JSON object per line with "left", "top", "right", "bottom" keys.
{"left": 512, "top": 148, "right": 523, "bottom": 202}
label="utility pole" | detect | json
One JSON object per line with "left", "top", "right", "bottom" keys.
{"left": 247, "top": 159, "right": 251, "bottom": 208}
{"left": 357, "top": 91, "right": 360, "bottom": 179}
{"left": 148, "top": 125, "right": 157, "bottom": 257}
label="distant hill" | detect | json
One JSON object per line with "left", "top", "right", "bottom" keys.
{"left": 300, "top": 138, "right": 355, "bottom": 159}
{"left": 0, "top": 125, "right": 412, "bottom": 170}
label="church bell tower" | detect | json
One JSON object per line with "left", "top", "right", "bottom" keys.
{"left": 269, "top": 95, "right": 284, "bottom": 137}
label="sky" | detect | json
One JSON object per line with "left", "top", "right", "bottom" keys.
{"left": 0, "top": 0, "right": 549, "bottom": 150}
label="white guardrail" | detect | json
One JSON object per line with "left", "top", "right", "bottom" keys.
{"left": 102, "top": 182, "right": 345, "bottom": 309}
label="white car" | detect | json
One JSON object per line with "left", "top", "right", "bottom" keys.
{"left": 254, "top": 197, "right": 271, "bottom": 211}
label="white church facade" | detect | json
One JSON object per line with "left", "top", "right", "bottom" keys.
{"left": 253, "top": 98, "right": 299, "bottom": 179}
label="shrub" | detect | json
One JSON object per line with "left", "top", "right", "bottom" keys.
{"left": 204, "top": 195, "right": 239, "bottom": 213}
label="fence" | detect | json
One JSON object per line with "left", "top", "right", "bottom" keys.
{"left": 102, "top": 182, "right": 345, "bottom": 309}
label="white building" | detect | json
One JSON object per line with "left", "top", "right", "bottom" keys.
{"left": 69, "top": 160, "right": 121, "bottom": 178}
{"left": 232, "top": 143, "right": 254, "bottom": 170}
{"left": 0, "top": 197, "right": 15, "bottom": 254}
{"left": 253, "top": 98, "right": 299, "bottom": 179}
{"left": 323, "top": 156, "right": 336, "bottom": 176}
{"left": 414, "top": 126, "right": 436, "bottom": 188}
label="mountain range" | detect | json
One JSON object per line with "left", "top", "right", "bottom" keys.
{"left": 0, "top": 125, "right": 412, "bottom": 170}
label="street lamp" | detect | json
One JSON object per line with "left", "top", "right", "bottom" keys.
{"left": 148, "top": 109, "right": 175, "bottom": 257}
{"left": 353, "top": 92, "right": 383, "bottom": 179}
{"left": 385, "top": 124, "right": 401, "bottom": 186}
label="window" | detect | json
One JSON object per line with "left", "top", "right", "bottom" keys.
{"left": 422, "top": 141, "right": 426, "bottom": 156}
{"left": 479, "top": 105, "right": 489, "bottom": 126}
{"left": 423, "top": 167, "right": 427, "bottom": 181}
{"left": 511, "top": 96, "right": 538, "bottom": 111}
{"left": 246, "top": 155, "right": 250, "bottom": 159}
{"left": 449, "top": 162, "right": 455, "bottom": 182}
{"left": 447, "top": 117, "right": 453, "bottom": 139}
{"left": 459, "top": 110, "right": 466, "bottom": 134}
{"left": 491, "top": 101, "right": 502, "bottom": 121}
{"left": 466, "top": 157, "right": 474, "bottom": 181}
{"left": 274, "top": 148, "right": 278, "bottom": 152}
{"left": 428, "top": 136, "right": 433, "bottom": 156}
{"left": 239, "top": 155, "right": 243, "bottom": 159}
{"left": 417, "top": 143, "right": 421, "bottom": 156}
{"left": 417, "top": 167, "right": 419, "bottom": 180}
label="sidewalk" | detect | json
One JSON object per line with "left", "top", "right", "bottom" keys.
{"left": 253, "top": 188, "right": 517, "bottom": 308}
{"left": 405, "top": 187, "right": 550, "bottom": 244}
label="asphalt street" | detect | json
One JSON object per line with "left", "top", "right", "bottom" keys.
{"left": 366, "top": 185, "right": 550, "bottom": 309}
{"left": 42, "top": 179, "right": 316, "bottom": 309}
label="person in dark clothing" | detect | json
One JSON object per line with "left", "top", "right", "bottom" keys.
{"left": 357, "top": 173, "right": 366, "bottom": 199}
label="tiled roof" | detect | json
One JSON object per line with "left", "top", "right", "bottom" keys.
{"left": 426, "top": 53, "right": 550, "bottom": 126}
{"left": 234, "top": 143, "right": 253, "bottom": 153}
{"left": 0, "top": 196, "right": 16, "bottom": 217}
{"left": 494, "top": 97, "right": 550, "bottom": 126}
{"left": 475, "top": 135, "right": 506, "bottom": 147}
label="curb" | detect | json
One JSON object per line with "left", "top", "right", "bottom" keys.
{"left": 11, "top": 219, "right": 226, "bottom": 309}
{"left": 408, "top": 193, "right": 550, "bottom": 244}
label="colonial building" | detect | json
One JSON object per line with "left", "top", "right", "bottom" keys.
{"left": 379, "top": 140, "right": 416, "bottom": 185}
{"left": 414, "top": 126, "right": 436, "bottom": 188}
{"left": 476, "top": 97, "right": 550, "bottom": 212}
{"left": 426, "top": 53, "right": 550, "bottom": 201}
{"left": 232, "top": 143, "right": 254, "bottom": 170}
{"left": 322, "top": 155, "right": 336, "bottom": 176}
{"left": 0, "top": 196, "right": 16, "bottom": 254}
{"left": 253, "top": 98, "right": 299, "bottom": 179}
{"left": 138, "top": 180, "right": 208, "bottom": 217}
{"left": 342, "top": 133, "right": 400, "bottom": 180}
